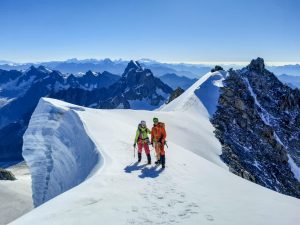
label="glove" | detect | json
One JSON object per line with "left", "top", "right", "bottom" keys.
{"left": 151, "top": 142, "right": 153, "bottom": 147}
{"left": 133, "top": 143, "right": 136, "bottom": 148}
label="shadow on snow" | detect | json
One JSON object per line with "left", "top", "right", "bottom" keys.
{"left": 124, "top": 162, "right": 164, "bottom": 178}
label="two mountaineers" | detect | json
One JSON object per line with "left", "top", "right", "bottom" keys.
{"left": 133, "top": 120, "right": 151, "bottom": 164}
{"left": 151, "top": 117, "right": 167, "bottom": 169}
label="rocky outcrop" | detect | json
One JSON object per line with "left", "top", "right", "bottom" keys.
{"left": 166, "top": 87, "right": 184, "bottom": 104}
{"left": 211, "top": 58, "right": 300, "bottom": 198}
{"left": 0, "top": 168, "right": 16, "bottom": 180}
{"left": 108, "top": 60, "right": 173, "bottom": 108}
{"left": 211, "top": 65, "right": 224, "bottom": 73}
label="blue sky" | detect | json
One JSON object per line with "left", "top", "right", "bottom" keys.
{"left": 0, "top": 0, "right": 299, "bottom": 64}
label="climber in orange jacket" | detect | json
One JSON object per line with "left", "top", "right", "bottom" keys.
{"left": 151, "top": 117, "right": 167, "bottom": 168}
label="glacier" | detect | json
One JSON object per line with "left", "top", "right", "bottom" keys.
{"left": 22, "top": 98, "right": 101, "bottom": 207}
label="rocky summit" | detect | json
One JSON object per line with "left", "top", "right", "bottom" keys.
{"left": 166, "top": 87, "right": 185, "bottom": 104}
{"left": 107, "top": 60, "right": 173, "bottom": 109}
{"left": 211, "top": 57, "right": 300, "bottom": 198}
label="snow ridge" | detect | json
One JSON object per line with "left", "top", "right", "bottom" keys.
{"left": 22, "top": 98, "right": 101, "bottom": 207}
{"left": 161, "top": 71, "right": 225, "bottom": 116}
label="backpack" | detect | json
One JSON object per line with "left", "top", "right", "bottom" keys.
{"left": 158, "top": 122, "right": 165, "bottom": 130}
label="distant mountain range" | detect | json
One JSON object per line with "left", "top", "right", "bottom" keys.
{"left": 159, "top": 73, "right": 197, "bottom": 90}
{"left": 277, "top": 74, "right": 300, "bottom": 89}
{"left": 1, "top": 58, "right": 300, "bottom": 79}
{"left": 0, "top": 61, "right": 172, "bottom": 162}
{"left": 0, "top": 58, "right": 211, "bottom": 79}
{"left": 268, "top": 65, "right": 300, "bottom": 77}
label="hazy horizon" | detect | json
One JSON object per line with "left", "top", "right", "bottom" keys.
{"left": 1, "top": 57, "right": 300, "bottom": 67}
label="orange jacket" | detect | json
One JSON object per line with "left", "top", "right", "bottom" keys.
{"left": 151, "top": 122, "right": 166, "bottom": 144}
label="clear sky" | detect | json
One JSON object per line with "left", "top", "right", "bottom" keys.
{"left": 0, "top": 0, "right": 299, "bottom": 64}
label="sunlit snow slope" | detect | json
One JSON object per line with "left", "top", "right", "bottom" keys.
{"left": 12, "top": 70, "right": 300, "bottom": 224}
{"left": 161, "top": 71, "right": 225, "bottom": 117}
{"left": 11, "top": 96, "right": 300, "bottom": 225}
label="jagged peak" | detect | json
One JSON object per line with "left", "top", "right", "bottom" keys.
{"left": 248, "top": 57, "right": 265, "bottom": 73}
{"left": 85, "top": 70, "right": 98, "bottom": 77}
{"left": 26, "top": 65, "right": 51, "bottom": 74}
{"left": 123, "top": 60, "right": 143, "bottom": 76}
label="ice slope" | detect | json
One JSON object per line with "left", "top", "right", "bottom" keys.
{"left": 22, "top": 99, "right": 101, "bottom": 207}
{"left": 11, "top": 98, "right": 300, "bottom": 225}
{"left": 161, "top": 71, "right": 225, "bottom": 116}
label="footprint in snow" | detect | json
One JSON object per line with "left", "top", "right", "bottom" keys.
{"left": 82, "top": 198, "right": 102, "bottom": 206}
{"left": 205, "top": 214, "right": 215, "bottom": 221}
{"left": 131, "top": 206, "right": 138, "bottom": 212}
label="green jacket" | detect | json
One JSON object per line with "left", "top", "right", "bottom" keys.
{"left": 134, "top": 125, "right": 151, "bottom": 144}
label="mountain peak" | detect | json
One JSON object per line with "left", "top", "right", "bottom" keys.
{"left": 85, "top": 70, "right": 97, "bottom": 77}
{"left": 248, "top": 57, "right": 265, "bottom": 73}
{"left": 123, "top": 60, "right": 142, "bottom": 76}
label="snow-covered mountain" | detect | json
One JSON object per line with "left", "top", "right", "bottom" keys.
{"left": 0, "top": 58, "right": 212, "bottom": 78}
{"left": 3, "top": 58, "right": 300, "bottom": 224}
{"left": 51, "top": 60, "right": 173, "bottom": 110}
{"left": 11, "top": 95, "right": 300, "bottom": 225}
{"left": 212, "top": 58, "right": 300, "bottom": 198}
{"left": 162, "top": 70, "right": 226, "bottom": 117}
{"left": 0, "top": 62, "right": 172, "bottom": 162}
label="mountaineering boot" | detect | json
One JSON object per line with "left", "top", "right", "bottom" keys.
{"left": 155, "top": 159, "right": 161, "bottom": 165}
{"left": 147, "top": 154, "right": 151, "bottom": 165}
{"left": 138, "top": 153, "right": 142, "bottom": 162}
{"left": 161, "top": 155, "right": 165, "bottom": 169}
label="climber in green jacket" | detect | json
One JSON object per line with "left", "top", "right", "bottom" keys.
{"left": 134, "top": 120, "right": 151, "bottom": 164}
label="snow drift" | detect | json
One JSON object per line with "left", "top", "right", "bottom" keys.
{"left": 161, "top": 71, "right": 225, "bottom": 116}
{"left": 22, "top": 98, "right": 100, "bottom": 207}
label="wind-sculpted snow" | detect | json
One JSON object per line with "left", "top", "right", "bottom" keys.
{"left": 194, "top": 72, "right": 225, "bottom": 116}
{"left": 22, "top": 98, "right": 100, "bottom": 207}
{"left": 161, "top": 71, "right": 225, "bottom": 117}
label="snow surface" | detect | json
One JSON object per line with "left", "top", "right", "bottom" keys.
{"left": 22, "top": 99, "right": 101, "bottom": 207}
{"left": 10, "top": 96, "right": 300, "bottom": 225}
{"left": 0, "top": 162, "right": 33, "bottom": 225}
{"left": 161, "top": 71, "right": 225, "bottom": 116}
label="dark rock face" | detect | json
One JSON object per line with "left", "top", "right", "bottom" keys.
{"left": 109, "top": 60, "right": 173, "bottom": 108}
{"left": 211, "top": 58, "right": 300, "bottom": 198}
{"left": 0, "top": 168, "right": 16, "bottom": 180}
{"left": 211, "top": 65, "right": 224, "bottom": 73}
{"left": 167, "top": 87, "right": 185, "bottom": 104}
{"left": 52, "top": 60, "right": 173, "bottom": 109}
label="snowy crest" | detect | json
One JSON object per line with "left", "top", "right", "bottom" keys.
{"left": 161, "top": 71, "right": 226, "bottom": 117}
